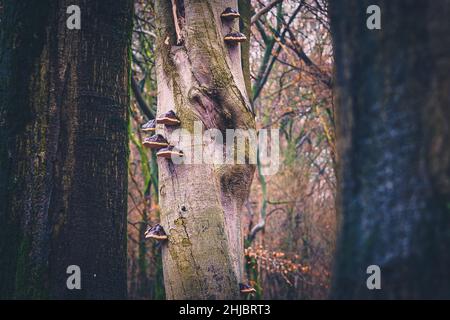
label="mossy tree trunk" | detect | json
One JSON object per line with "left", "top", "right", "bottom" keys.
{"left": 0, "top": 0, "right": 133, "bottom": 299}
{"left": 154, "top": 0, "right": 255, "bottom": 299}
{"left": 330, "top": 0, "right": 450, "bottom": 299}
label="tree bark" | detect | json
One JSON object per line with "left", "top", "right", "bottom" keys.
{"left": 154, "top": 0, "right": 255, "bottom": 299}
{"left": 238, "top": 0, "right": 253, "bottom": 103}
{"left": 0, "top": 0, "right": 133, "bottom": 299}
{"left": 330, "top": 0, "right": 450, "bottom": 299}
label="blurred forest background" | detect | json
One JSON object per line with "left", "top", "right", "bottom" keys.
{"left": 127, "top": 0, "right": 335, "bottom": 300}
{"left": 1, "top": 0, "right": 449, "bottom": 300}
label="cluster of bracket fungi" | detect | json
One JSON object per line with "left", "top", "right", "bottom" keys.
{"left": 141, "top": 6, "right": 254, "bottom": 295}
{"left": 140, "top": 110, "right": 181, "bottom": 246}
{"left": 221, "top": 7, "right": 247, "bottom": 45}
{"left": 141, "top": 109, "right": 184, "bottom": 159}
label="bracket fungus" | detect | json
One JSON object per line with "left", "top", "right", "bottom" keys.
{"left": 239, "top": 283, "right": 256, "bottom": 294}
{"left": 221, "top": 7, "right": 240, "bottom": 21}
{"left": 224, "top": 32, "right": 247, "bottom": 44}
{"left": 156, "top": 110, "right": 181, "bottom": 126}
{"left": 141, "top": 119, "right": 156, "bottom": 132}
{"left": 145, "top": 224, "right": 168, "bottom": 241}
{"left": 143, "top": 134, "right": 169, "bottom": 149}
{"left": 156, "top": 145, "right": 184, "bottom": 159}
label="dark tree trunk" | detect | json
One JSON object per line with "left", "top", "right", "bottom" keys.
{"left": 0, "top": 0, "right": 133, "bottom": 299}
{"left": 330, "top": 0, "right": 450, "bottom": 299}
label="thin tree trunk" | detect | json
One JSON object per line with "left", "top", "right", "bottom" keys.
{"left": 330, "top": 0, "right": 450, "bottom": 299}
{"left": 0, "top": 0, "right": 133, "bottom": 299}
{"left": 239, "top": 0, "right": 253, "bottom": 103}
{"left": 154, "top": 0, "right": 255, "bottom": 299}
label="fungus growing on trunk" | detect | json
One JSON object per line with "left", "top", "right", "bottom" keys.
{"left": 143, "top": 134, "right": 169, "bottom": 149}
{"left": 156, "top": 146, "right": 184, "bottom": 159}
{"left": 239, "top": 283, "right": 256, "bottom": 294}
{"left": 156, "top": 110, "right": 181, "bottom": 126}
{"left": 141, "top": 119, "right": 156, "bottom": 132}
{"left": 221, "top": 7, "right": 240, "bottom": 21}
{"left": 224, "top": 32, "right": 247, "bottom": 44}
{"left": 145, "top": 224, "right": 168, "bottom": 241}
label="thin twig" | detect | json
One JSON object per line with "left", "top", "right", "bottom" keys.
{"left": 251, "top": 0, "right": 284, "bottom": 25}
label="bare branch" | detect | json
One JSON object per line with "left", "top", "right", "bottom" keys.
{"left": 131, "top": 76, "right": 155, "bottom": 119}
{"left": 171, "top": 0, "right": 182, "bottom": 45}
{"left": 251, "top": 0, "right": 283, "bottom": 24}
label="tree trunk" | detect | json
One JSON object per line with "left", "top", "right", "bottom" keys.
{"left": 0, "top": 0, "right": 133, "bottom": 299}
{"left": 238, "top": 0, "right": 253, "bottom": 102}
{"left": 154, "top": 0, "right": 255, "bottom": 299}
{"left": 330, "top": 0, "right": 450, "bottom": 299}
